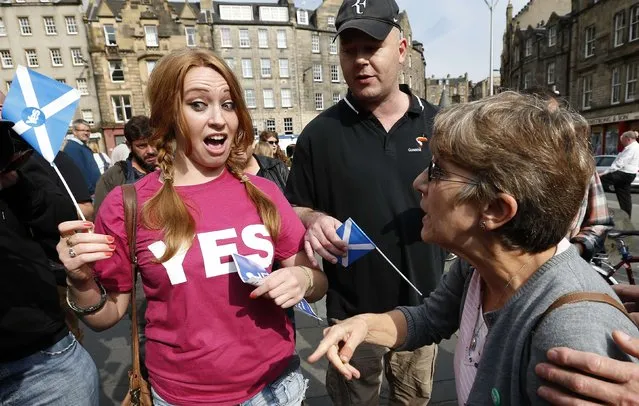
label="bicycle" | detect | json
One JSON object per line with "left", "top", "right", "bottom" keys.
{"left": 591, "top": 229, "right": 639, "bottom": 285}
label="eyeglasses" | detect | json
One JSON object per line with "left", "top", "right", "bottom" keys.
{"left": 267, "top": 140, "right": 279, "bottom": 145}
{"left": 428, "top": 160, "right": 480, "bottom": 186}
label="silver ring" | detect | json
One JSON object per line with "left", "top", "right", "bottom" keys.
{"left": 69, "top": 248, "right": 77, "bottom": 258}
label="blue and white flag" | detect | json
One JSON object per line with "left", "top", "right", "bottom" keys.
{"left": 336, "top": 218, "right": 376, "bottom": 267}
{"left": 232, "top": 253, "right": 322, "bottom": 320}
{"left": 1, "top": 65, "right": 80, "bottom": 163}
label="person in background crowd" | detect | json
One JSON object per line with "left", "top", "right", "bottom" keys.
{"left": 286, "top": 144, "right": 296, "bottom": 164}
{"left": 285, "top": 0, "right": 444, "bottom": 403}
{"left": 63, "top": 119, "right": 102, "bottom": 196}
{"left": 0, "top": 98, "right": 99, "bottom": 405}
{"left": 110, "top": 142, "right": 131, "bottom": 163}
{"left": 600, "top": 130, "right": 639, "bottom": 218}
{"left": 57, "top": 47, "right": 327, "bottom": 406}
{"left": 253, "top": 140, "right": 275, "bottom": 159}
{"left": 260, "top": 130, "right": 289, "bottom": 166}
{"left": 241, "top": 143, "right": 289, "bottom": 192}
{"left": 94, "top": 115, "right": 158, "bottom": 214}
{"left": 89, "top": 143, "right": 111, "bottom": 175}
{"left": 307, "top": 91, "right": 639, "bottom": 405}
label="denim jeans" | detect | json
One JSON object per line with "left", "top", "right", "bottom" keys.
{"left": 152, "top": 367, "right": 308, "bottom": 406}
{"left": 0, "top": 332, "right": 99, "bottom": 405}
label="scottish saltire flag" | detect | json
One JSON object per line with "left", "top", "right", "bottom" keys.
{"left": 232, "top": 253, "right": 322, "bottom": 320}
{"left": 336, "top": 218, "right": 377, "bottom": 267}
{"left": 1, "top": 65, "right": 80, "bottom": 162}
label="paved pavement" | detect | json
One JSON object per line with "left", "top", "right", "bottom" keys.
{"left": 81, "top": 296, "right": 458, "bottom": 405}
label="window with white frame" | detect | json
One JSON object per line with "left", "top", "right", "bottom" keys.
{"left": 239, "top": 29, "right": 250, "bottom": 48}
{"left": 259, "top": 6, "right": 288, "bottom": 22}
{"left": 313, "top": 64, "right": 322, "bottom": 82}
{"left": 409, "top": 55, "right": 412, "bottom": 68}
{"left": 312, "top": 34, "right": 320, "bottom": 53}
{"left": 297, "top": 10, "right": 308, "bottom": 25}
{"left": 112, "top": 95, "right": 132, "bottom": 122}
{"left": 627, "top": 63, "right": 637, "bottom": 101}
{"left": 71, "top": 48, "right": 84, "bottom": 66}
{"left": 631, "top": 5, "right": 639, "bottom": 42}
{"left": 582, "top": 75, "right": 593, "bottom": 109}
{"left": 19, "top": 17, "right": 32, "bottom": 35}
{"left": 281, "top": 88, "right": 292, "bottom": 107}
{"left": 547, "top": 62, "right": 555, "bottom": 84}
{"left": 6, "top": 81, "right": 11, "bottom": 91}
{"left": 221, "top": 27, "right": 232, "bottom": 47}
{"left": 548, "top": 25, "right": 557, "bottom": 47}
{"left": 109, "top": 60, "right": 125, "bottom": 82}
{"left": 219, "top": 5, "right": 253, "bottom": 21}
{"left": 104, "top": 25, "right": 117, "bottom": 46}
{"left": 258, "top": 29, "right": 268, "bottom": 48}
{"left": 514, "top": 45, "right": 520, "bottom": 63}
{"left": 43, "top": 16, "right": 57, "bottom": 35}
{"left": 283, "top": 117, "right": 293, "bottom": 134}
{"left": 523, "top": 71, "right": 532, "bottom": 89}
{"left": 263, "top": 89, "right": 274, "bottom": 108}
{"left": 145, "top": 26, "right": 158, "bottom": 47}
{"left": 332, "top": 92, "right": 340, "bottom": 105}
{"left": 25, "top": 49, "right": 38, "bottom": 67}
{"left": 524, "top": 38, "right": 532, "bottom": 56}
{"left": 584, "top": 25, "right": 595, "bottom": 57}
{"left": 0, "top": 18, "right": 5, "bottom": 36}
{"left": 81, "top": 110, "right": 94, "bottom": 125}
{"left": 244, "top": 89, "right": 256, "bottom": 108}
{"left": 409, "top": 75, "right": 412, "bottom": 88}
{"left": 50, "top": 49, "right": 63, "bottom": 66}
{"left": 0, "top": 50, "right": 13, "bottom": 68}
{"left": 146, "top": 60, "right": 157, "bottom": 75}
{"left": 611, "top": 67, "right": 621, "bottom": 104}
{"left": 614, "top": 12, "right": 625, "bottom": 47}
{"left": 241, "top": 58, "right": 253, "bottom": 78}
{"left": 224, "top": 58, "right": 235, "bottom": 70}
{"left": 185, "top": 26, "right": 196, "bottom": 47}
{"left": 400, "top": 72, "right": 405, "bottom": 84}
{"left": 279, "top": 59, "right": 289, "bottom": 78}
{"left": 252, "top": 120, "right": 259, "bottom": 137}
{"left": 327, "top": 16, "right": 335, "bottom": 28}
{"left": 276, "top": 29, "right": 287, "bottom": 48}
{"left": 260, "top": 59, "right": 271, "bottom": 78}
{"left": 329, "top": 41, "right": 337, "bottom": 54}
{"left": 265, "top": 119, "right": 276, "bottom": 132}
{"left": 315, "top": 92, "right": 323, "bottom": 110}
{"left": 76, "top": 78, "right": 89, "bottom": 95}
{"left": 65, "top": 16, "right": 78, "bottom": 34}
{"left": 330, "top": 65, "right": 339, "bottom": 82}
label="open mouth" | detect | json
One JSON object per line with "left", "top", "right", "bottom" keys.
{"left": 203, "top": 134, "right": 228, "bottom": 152}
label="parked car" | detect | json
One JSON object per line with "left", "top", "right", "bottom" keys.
{"left": 594, "top": 154, "right": 639, "bottom": 191}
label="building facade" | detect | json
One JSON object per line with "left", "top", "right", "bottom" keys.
{"left": 425, "top": 74, "right": 471, "bottom": 105}
{"left": 0, "top": 0, "right": 102, "bottom": 143}
{"left": 570, "top": 0, "right": 639, "bottom": 155}
{"left": 470, "top": 75, "right": 502, "bottom": 100}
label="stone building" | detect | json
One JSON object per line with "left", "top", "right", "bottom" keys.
{"left": 470, "top": 75, "right": 502, "bottom": 100}
{"left": 85, "top": 0, "right": 211, "bottom": 152}
{"left": 0, "top": 0, "right": 102, "bottom": 142}
{"left": 425, "top": 73, "right": 471, "bottom": 105}
{"left": 569, "top": 0, "right": 639, "bottom": 155}
{"left": 397, "top": 11, "right": 426, "bottom": 99}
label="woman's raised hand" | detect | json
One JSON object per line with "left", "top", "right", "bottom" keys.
{"left": 249, "top": 266, "right": 308, "bottom": 309}
{"left": 57, "top": 220, "right": 115, "bottom": 283}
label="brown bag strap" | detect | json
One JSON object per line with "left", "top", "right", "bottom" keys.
{"left": 535, "top": 292, "right": 633, "bottom": 330}
{"left": 122, "top": 184, "right": 143, "bottom": 378}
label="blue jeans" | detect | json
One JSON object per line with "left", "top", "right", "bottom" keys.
{"left": 0, "top": 332, "right": 99, "bottom": 405}
{"left": 152, "top": 367, "right": 308, "bottom": 406}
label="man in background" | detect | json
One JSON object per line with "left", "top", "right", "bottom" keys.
{"left": 63, "top": 119, "right": 101, "bottom": 197}
{"left": 600, "top": 130, "right": 639, "bottom": 219}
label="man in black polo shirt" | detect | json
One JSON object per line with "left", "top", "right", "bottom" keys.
{"left": 285, "top": 0, "right": 445, "bottom": 404}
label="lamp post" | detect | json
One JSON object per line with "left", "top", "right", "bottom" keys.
{"left": 483, "top": 0, "right": 499, "bottom": 96}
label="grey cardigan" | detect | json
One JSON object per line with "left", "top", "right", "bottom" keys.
{"left": 397, "top": 246, "right": 638, "bottom": 405}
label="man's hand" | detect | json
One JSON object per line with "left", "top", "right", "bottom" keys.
{"left": 535, "top": 330, "right": 639, "bottom": 405}
{"left": 302, "top": 212, "right": 347, "bottom": 267}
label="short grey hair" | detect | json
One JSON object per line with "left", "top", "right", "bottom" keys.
{"left": 622, "top": 130, "right": 639, "bottom": 140}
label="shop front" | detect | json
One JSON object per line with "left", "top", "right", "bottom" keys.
{"left": 589, "top": 111, "right": 639, "bottom": 155}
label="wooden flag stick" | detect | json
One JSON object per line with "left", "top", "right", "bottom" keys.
{"left": 374, "top": 246, "right": 423, "bottom": 297}
{"left": 51, "top": 162, "right": 86, "bottom": 222}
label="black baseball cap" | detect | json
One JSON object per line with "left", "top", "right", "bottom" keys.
{"left": 335, "top": 0, "right": 401, "bottom": 41}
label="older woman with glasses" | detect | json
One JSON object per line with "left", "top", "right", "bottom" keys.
{"left": 308, "top": 91, "right": 639, "bottom": 404}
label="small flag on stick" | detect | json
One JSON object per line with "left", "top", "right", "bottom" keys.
{"left": 336, "top": 218, "right": 423, "bottom": 297}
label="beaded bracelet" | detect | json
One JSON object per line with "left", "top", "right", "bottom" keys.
{"left": 299, "top": 266, "right": 313, "bottom": 294}
{"left": 66, "top": 278, "right": 108, "bottom": 316}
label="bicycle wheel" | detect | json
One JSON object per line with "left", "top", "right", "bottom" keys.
{"left": 591, "top": 264, "right": 619, "bottom": 285}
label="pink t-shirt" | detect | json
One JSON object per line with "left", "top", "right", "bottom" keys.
{"left": 94, "top": 170, "right": 305, "bottom": 405}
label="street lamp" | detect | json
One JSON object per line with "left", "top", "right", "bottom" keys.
{"left": 483, "top": 0, "right": 499, "bottom": 96}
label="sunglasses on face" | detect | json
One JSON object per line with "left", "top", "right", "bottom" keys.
{"left": 427, "top": 160, "right": 480, "bottom": 186}
{"left": 267, "top": 140, "right": 279, "bottom": 145}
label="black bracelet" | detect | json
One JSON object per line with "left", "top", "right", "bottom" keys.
{"left": 66, "top": 278, "right": 108, "bottom": 316}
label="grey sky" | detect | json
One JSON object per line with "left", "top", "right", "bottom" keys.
{"left": 223, "top": 0, "right": 531, "bottom": 82}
